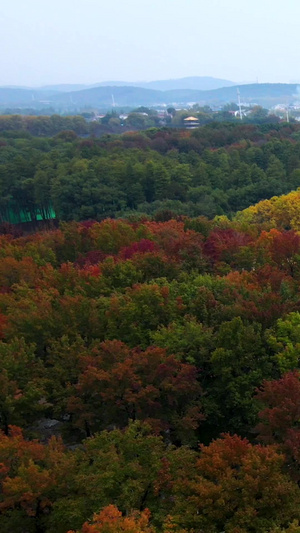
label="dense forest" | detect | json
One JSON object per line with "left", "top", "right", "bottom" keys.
{"left": 4, "top": 121, "right": 300, "bottom": 532}
{"left": 2, "top": 187, "right": 300, "bottom": 531}
{"left": 2, "top": 122, "right": 300, "bottom": 226}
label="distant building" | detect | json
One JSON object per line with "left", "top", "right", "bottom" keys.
{"left": 183, "top": 116, "right": 199, "bottom": 129}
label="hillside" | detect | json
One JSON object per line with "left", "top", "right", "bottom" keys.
{"left": 95, "top": 75, "right": 236, "bottom": 91}
{"left": 197, "top": 82, "right": 299, "bottom": 105}
{"left": 0, "top": 87, "right": 57, "bottom": 106}
{"left": 40, "top": 82, "right": 300, "bottom": 108}
{"left": 51, "top": 85, "right": 162, "bottom": 107}
{"left": 1, "top": 76, "right": 236, "bottom": 93}
{"left": 0, "top": 82, "right": 299, "bottom": 110}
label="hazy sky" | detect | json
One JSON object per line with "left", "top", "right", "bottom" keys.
{"left": 1, "top": 0, "right": 300, "bottom": 86}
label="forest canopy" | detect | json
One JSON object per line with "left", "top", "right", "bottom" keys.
{"left": 1, "top": 194, "right": 300, "bottom": 530}
{"left": 1, "top": 121, "right": 300, "bottom": 224}
{"left": 2, "top": 122, "right": 300, "bottom": 532}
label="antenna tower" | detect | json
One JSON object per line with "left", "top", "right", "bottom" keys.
{"left": 237, "top": 88, "right": 242, "bottom": 120}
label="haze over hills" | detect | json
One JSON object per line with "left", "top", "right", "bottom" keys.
{"left": 1, "top": 76, "right": 236, "bottom": 93}
{"left": 53, "top": 83, "right": 299, "bottom": 108}
{"left": 0, "top": 80, "right": 299, "bottom": 111}
{"left": 94, "top": 76, "right": 237, "bottom": 91}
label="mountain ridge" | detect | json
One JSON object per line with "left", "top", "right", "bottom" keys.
{"left": 0, "top": 82, "right": 299, "bottom": 110}
{"left": 0, "top": 76, "right": 236, "bottom": 93}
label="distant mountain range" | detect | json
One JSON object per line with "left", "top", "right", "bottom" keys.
{"left": 0, "top": 78, "right": 299, "bottom": 111}
{"left": 93, "top": 76, "right": 237, "bottom": 91}
{"left": 2, "top": 77, "right": 236, "bottom": 93}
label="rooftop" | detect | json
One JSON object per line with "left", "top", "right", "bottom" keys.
{"left": 184, "top": 116, "right": 199, "bottom": 121}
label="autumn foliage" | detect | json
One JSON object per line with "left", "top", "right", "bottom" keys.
{"left": 68, "top": 505, "right": 156, "bottom": 533}
{"left": 1, "top": 183, "right": 300, "bottom": 531}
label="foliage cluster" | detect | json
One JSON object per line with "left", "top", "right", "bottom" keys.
{"left": 2, "top": 122, "right": 300, "bottom": 224}
{"left": 1, "top": 200, "right": 300, "bottom": 531}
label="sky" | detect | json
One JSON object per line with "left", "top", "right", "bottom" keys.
{"left": 1, "top": 0, "right": 300, "bottom": 86}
